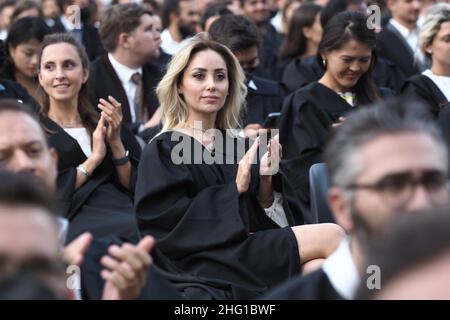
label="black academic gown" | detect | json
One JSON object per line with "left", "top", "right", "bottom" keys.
{"left": 242, "top": 76, "right": 285, "bottom": 127}
{"left": 401, "top": 74, "right": 448, "bottom": 117}
{"left": 88, "top": 55, "right": 161, "bottom": 134}
{"left": 44, "top": 118, "right": 141, "bottom": 244}
{"left": 377, "top": 22, "right": 423, "bottom": 88}
{"left": 279, "top": 82, "right": 371, "bottom": 225}
{"left": 281, "top": 56, "right": 324, "bottom": 94}
{"left": 281, "top": 55, "right": 399, "bottom": 94}
{"left": 0, "top": 78, "right": 40, "bottom": 112}
{"left": 135, "top": 131, "right": 301, "bottom": 299}
{"left": 261, "top": 268, "right": 342, "bottom": 300}
{"left": 401, "top": 74, "right": 450, "bottom": 151}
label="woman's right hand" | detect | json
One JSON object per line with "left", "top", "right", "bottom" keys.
{"left": 91, "top": 114, "right": 107, "bottom": 164}
{"left": 236, "top": 137, "right": 260, "bottom": 194}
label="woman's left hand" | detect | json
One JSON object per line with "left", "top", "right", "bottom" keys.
{"left": 98, "top": 96, "right": 123, "bottom": 144}
{"left": 260, "top": 135, "right": 282, "bottom": 176}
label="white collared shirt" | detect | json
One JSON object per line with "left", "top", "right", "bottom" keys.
{"left": 389, "top": 19, "right": 419, "bottom": 53}
{"left": 248, "top": 80, "right": 258, "bottom": 91}
{"left": 322, "top": 237, "right": 360, "bottom": 300}
{"left": 108, "top": 54, "right": 143, "bottom": 123}
{"left": 423, "top": 69, "right": 450, "bottom": 102}
{"left": 160, "top": 29, "right": 191, "bottom": 56}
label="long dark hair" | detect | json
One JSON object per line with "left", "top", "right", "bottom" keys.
{"left": 1, "top": 17, "right": 51, "bottom": 79}
{"left": 279, "top": 4, "right": 322, "bottom": 61}
{"left": 318, "top": 11, "right": 379, "bottom": 105}
{"left": 36, "top": 33, "right": 99, "bottom": 135}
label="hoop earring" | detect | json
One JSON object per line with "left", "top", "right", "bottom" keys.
{"left": 322, "top": 59, "right": 327, "bottom": 68}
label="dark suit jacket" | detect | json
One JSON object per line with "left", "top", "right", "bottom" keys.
{"left": 0, "top": 78, "right": 40, "bottom": 112}
{"left": 261, "top": 268, "right": 343, "bottom": 300}
{"left": 51, "top": 18, "right": 105, "bottom": 61}
{"left": 243, "top": 76, "right": 285, "bottom": 127}
{"left": 377, "top": 22, "right": 422, "bottom": 86}
{"left": 88, "top": 55, "right": 161, "bottom": 133}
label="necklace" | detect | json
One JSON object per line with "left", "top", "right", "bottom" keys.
{"left": 56, "top": 117, "right": 83, "bottom": 128}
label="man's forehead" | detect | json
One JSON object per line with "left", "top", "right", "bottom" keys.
{"left": 357, "top": 132, "right": 447, "bottom": 177}
{"left": 0, "top": 112, "right": 45, "bottom": 144}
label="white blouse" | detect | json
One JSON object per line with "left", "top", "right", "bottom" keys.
{"left": 423, "top": 69, "right": 450, "bottom": 102}
{"left": 64, "top": 127, "right": 92, "bottom": 157}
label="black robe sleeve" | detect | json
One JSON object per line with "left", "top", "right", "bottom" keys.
{"left": 279, "top": 83, "right": 355, "bottom": 224}
{"left": 401, "top": 74, "right": 448, "bottom": 118}
{"left": 45, "top": 118, "right": 141, "bottom": 220}
{"left": 135, "top": 133, "right": 301, "bottom": 298}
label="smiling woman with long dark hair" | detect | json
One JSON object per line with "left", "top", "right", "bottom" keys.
{"left": 36, "top": 33, "right": 141, "bottom": 243}
{"left": 279, "top": 11, "right": 381, "bottom": 225}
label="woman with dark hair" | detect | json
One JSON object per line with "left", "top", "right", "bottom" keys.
{"left": 0, "top": 17, "right": 51, "bottom": 102}
{"left": 279, "top": 11, "right": 381, "bottom": 225}
{"left": 10, "top": 0, "right": 42, "bottom": 23}
{"left": 278, "top": 3, "right": 323, "bottom": 85}
{"left": 36, "top": 33, "right": 141, "bottom": 243}
{"left": 279, "top": 4, "right": 323, "bottom": 62}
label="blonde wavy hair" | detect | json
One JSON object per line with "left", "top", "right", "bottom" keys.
{"left": 419, "top": 3, "right": 450, "bottom": 60}
{"left": 157, "top": 35, "right": 247, "bottom": 132}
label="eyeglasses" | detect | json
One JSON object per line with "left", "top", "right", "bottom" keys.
{"left": 345, "top": 170, "right": 449, "bottom": 208}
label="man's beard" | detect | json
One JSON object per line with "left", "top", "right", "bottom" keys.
{"left": 349, "top": 205, "right": 387, "bottom": 252}
{"left": 178, "top": 23, "right": 196, "bottom": 40}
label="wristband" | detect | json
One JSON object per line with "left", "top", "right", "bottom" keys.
{"left": 77, "top": 164, "right": 91, "bottom": 178}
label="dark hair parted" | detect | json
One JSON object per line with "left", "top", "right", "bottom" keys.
{"left": 0, "top": 170, "right": 55, "bottom": 214}
{"left": 279, "top": 3, "right": 322, "bottom": 61}
{"left": 1, "top": 17, "right": 51, "bottom": 79}
{"left": 10, "top": 0, "right": 43, "bottom": 23}
{"left": 36, "top": 33, "right": 99, "bottom": 135}
{"left": 98, "top": 3, "right": 153, "bottom": 53}
{"left": 200, "top": 2, "right": 233, "bottom": 30}
{"left": 208, "top": 14, "right": 261, "bottom": 52}
{"left": 318, "top": 11, "right": 379, "bottom": 105}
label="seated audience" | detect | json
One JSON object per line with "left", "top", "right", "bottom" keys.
{"left": 36, "top": 33, "right": 141, "bottom": 243}
{"left": 135, "top": 35, "right": 344, "bottom": 300}
{"left": 263, "top": 98, "right": 450, "bottom": 299}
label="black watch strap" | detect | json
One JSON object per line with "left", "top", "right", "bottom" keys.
{"left": 112, "top": 150, "right": 130, "bottom": 166}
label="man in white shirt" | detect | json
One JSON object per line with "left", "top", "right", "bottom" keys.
{"left": 263, "top": 98, "right": 450, "bottom": 299}
{"left": 160, "top": 0, "right": 200, "bottom": 55}
{"left": 89, "top": 3, "right": 163, "bottom": 139}
{"left": 378, "top": 0, "right": 426, "bottom": 85}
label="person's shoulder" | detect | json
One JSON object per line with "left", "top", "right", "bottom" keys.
{"left": 401, "top": 74, "right": 433, "bottom": 93}
{"left": 251, "top": 76, "right": 283, "bottom": 95}
{"left": 261, "top": 268, "right": 323, "bottom": 299}
{"left": 146, "top": 130, "right": 187, "bottom": 152}
{"left": 143, "top": 62, "right": 163, "bottom": 78}
{"left": 262, "top": 268, "right": 340, "bottom": 300}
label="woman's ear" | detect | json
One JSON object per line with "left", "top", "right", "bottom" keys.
{"left": 8, "top": 44, "right": 16, "bottom": 60}
{"left": 302, "top": 26, "right": 312, "bottom": 39}
{"left": 423, "top": 42, "right": 432, "bottom": 55}
{"left": 82, "top": 68, "right": 90, "bottom": 84}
